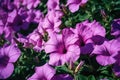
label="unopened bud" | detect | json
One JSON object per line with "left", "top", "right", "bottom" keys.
{"left": 75, "top": 61, "right": 84, "bottom": 73}
{"left": 61, "top": 4, "right": 67, "bottom": 14}
{"left": 69, "top": 60, "right": 74, "bottom": 70}
{"left": 100, "top": 10, "right": 107, "bottom": 19}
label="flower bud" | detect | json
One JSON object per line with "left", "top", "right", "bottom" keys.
{"left": 75, "top": 61, "right": 84, "bottom": 73}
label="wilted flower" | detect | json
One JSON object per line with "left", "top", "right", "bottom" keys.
{"left": 111, "top": 18, "right": 120, "bottom": 38}
{"left": 0, "top": 44, "right": 21, "bottom": 79}
{"left": 45, "top": 28, "right": 80, "bottom": 66}
{"left": 66, "top": 0, "right": 88, "bottom": 13}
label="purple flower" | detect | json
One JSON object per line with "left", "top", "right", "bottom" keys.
{"left": 13, "top": 0, "right": 23, "bottom": 8}
{"left": 0, "top": 26, "right": 15, "bottom": 42}
{"left": 73, "top": 20, "right": 106, "bottom": 54}
{"left": 92, "top": 38, "right": 120, "bottom": 66}
{"left": 7, "top": 7, "right": 43, "bottom": 32}
{"left": 28, "top": 63, "right": 56, "bottom": 80}
{"left": 17, "top": 29, "right": 43, "bottom": 51}
{"left": 42, "top": 10, "right": 63, "bottom": 32}
{"left": 112, "top": 38, "right": 120, "bottom": 77}
{"left": 47, "top": 0, "right": 60, "bottom": 11}
{"left": 66, "top": 0, "right": 88, "bottom": 13}
{"left": 113, "top": 51, "right": 120, "bottom": 77}
{"left": 0, "top": 8, "right": 8, "bottom": 25}
{"left": 0, "top": 8, "right": 8, "bottom": 35}
{"left": 51, "top": 74, "right": 73, "bottom": 80}
{"left": 0, "top": 0, "right": 15, "bottom": 11}
{"left": 27, "top": 29, "right": 43, "bottom": 51}
{"left": 111, "top": 18, "right": 120, "bottom": 38}
{"left": 0, "top": 44, "right": 21, "bottom": 79}
{"left": 44, "top": 28, "right": 80, "bottom": 66}
{"left": 28, "top": 63, "right": 73, "bottom": 80}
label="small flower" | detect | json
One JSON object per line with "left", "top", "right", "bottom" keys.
{"left": 0, "top": 44, "right": 21, "bottom": 79}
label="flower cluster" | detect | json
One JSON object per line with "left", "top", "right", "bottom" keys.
{"left": 0, "top": 0, "right": 120, "bottom": 80}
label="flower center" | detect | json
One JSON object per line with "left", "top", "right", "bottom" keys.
{"left": 63, "top": 48, "right": 67, "bottom": 54}
{"left": 57, "top": 42, "right": 67, "bottom": 54}
{"left": 0, "top": 55, "right": 9, "bottom": 68}
{"left": 80, "top": 40, "right": 85, "bottom": 47}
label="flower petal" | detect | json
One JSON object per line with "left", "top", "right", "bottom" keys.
{"left": 68, "top": 4, "right": 80, "bottom": 13}
{"left": 49, "top": 53, "right": 61, "bottom": 66}
{"left": 0, "top": 63, "right": 14, "bottom": 79}
{"left": 96, "top": 55, "right": 116, "bottom": 66}
{"left": 4, "top": 44, "right": 21, "bottom": 63}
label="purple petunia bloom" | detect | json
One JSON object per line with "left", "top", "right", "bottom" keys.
{"left": 66, "top": 0, "right": 88, "bottom": 13}
{"left": 112, "top": 38, "right": 120, "bottom": 77}
{"left": 0, "top": 44, "right": 21, "bottom": 79}
{"left": 17, "top": 29, "right": 44, "bottom": 52}
{"left": 111, "top": 18, "right": 120, "bottom": 38}
{"left": 72, "top": 20, "right": 106, "bottom": 54}
{"left": 27, "top": 29, "right": 43, "bottom": 51}
{"left": 92, "top": 38, "right": 120, "bottom": 66}
{"left": 28, "top": 63, "right": 73, "bottom": 80}
{"left": 44, "top": 28, "right": 80, "bottom": 66}
{"left": 28, "top": 63, "right": 56, "bottom": 80}
{"left": 7, "top": 7, "right": 43, "bottom": 32}
{"left": 42, "top": 10, "right": 63, "bottom": 32}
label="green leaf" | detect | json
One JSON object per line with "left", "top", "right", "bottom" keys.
{"left": 65, "top": 20, "right": 72, "bottom": 27}
{"left": 88, "top": 75, "right": 96, "bottom": 80}
{"left": 55, "top": 65, "right": 73, "bottom": 74}
{"left": 75, "top": 74, "right": 88, "bottom": 80}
